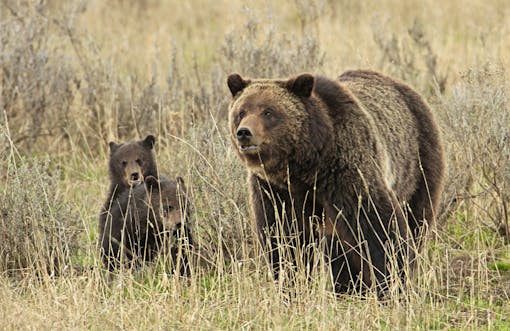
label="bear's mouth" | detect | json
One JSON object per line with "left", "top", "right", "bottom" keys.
{"left": 128, "top": 178, "right": 143, "bottom": 186}
{"left": 239, "top": 144, "right": 260, "bottom": 153}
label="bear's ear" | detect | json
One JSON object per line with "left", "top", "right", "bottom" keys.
{"left": 145, "top": 175, "right": 159, "bottom": 189}
{"left": 227, "top": 73, "right": 250, "bottom": 97}
{"left": 142, "top": 135, "right": 156, "bottom": 149}
{"left": 109, "top": 141, "right": 120, "bottom": 154}
{"left": 286, "top": 73, "right": 315, "bottom": 98}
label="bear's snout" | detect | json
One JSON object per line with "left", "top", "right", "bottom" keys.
{"left": 236, "top": 127, "right": 253, "bottom": 141}
{"left": 128, "top": 171, "right": 143, "bottom": 185}
{"left": 131, "top": 172, "right": 140, "bottom": 181}
{"left": 236, "top": 127, "right": 261, "bottom": 153}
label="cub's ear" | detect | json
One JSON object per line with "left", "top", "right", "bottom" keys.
{"left": 142, "top": 135, "right": 156, "bottom": 149}
{"left": 227, "top": 73, "right": 250, "bottom": 97}
{"left": 109, "top": 141, "right": 120, "bottom": 154}
{"left": 145, "top": 176, "right": 159, "bottom": 189}
{"left": 286, "top": 73, "right": 314, "bottom": 98}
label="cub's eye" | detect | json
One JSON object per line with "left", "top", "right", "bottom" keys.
{"left": 264, "top": 108, "right": 274, "bottom": 117}
{"left": 238, "top": 110, "right": 246, "bottom": 119}
{"left": 121, "top": 160, "right": 127, "bottom": 167}
{"left": 136, "top": 158, "right": 142, "bottom": 166}
{"left": 167, "top": 205, "right": 174, "bottom": 212}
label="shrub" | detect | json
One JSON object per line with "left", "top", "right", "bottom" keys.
{"left": 438, "top": 63, "right": 509, "bottom": 241}
{"left": 0, "top": 128, "right": 81, "bottom": 275}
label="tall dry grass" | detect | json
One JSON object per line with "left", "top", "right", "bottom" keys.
{"left": 1, "top": 0, "right": 509, "bottom": 329}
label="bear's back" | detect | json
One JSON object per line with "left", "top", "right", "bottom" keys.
{"left": 335, "top": 70, "right": 422, "bottom": 199}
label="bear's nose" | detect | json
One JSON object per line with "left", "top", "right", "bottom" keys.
{"left": 131, "top": 172, "right": 139, "bottom": 181}
{"left": 236, "top": 128, "right": 252, "bottom": 141}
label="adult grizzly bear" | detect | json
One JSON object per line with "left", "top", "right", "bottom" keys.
{"left": 227, "top": 70, "right": 445, "bottom": 293}
{"left": 100, "top": 175, "right": 194, "bottom": 274}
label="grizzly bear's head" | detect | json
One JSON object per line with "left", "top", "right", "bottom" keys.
{"left": 227, "top": 73, "right": 315, "bottom": 177}
{"left": 108, "top": 135, "right": 157, "bottom": 188}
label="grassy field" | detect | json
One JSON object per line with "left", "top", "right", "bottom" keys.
{"left": 1, "top": 0, "right": 510, "bottom": 329}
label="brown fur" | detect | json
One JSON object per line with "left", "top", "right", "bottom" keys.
{"left": 106, "top": 135, "right": 157, "bottom": 193}
{"left": 98, "top": 135, "right": 158, "bottom": 256}
{"left": 100, "top": 176, "right": 194, "bottom": 274}
{"left": 227, "top": 70, "right": 445, "bottom": 294}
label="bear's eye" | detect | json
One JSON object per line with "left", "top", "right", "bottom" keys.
{"left": 238, "top": 110, "right": 246, "bottom": 120}
{"left": 167, "top": 205, "right": 174, "bottom": 212}
{"left": 136, "top": 158, "right": 143, "bottom": 166}
{"left": 121, "top": 160, "right": 127, "bottom": 167}
{"left": 264, "top": 108, "right": 274, "bottom": 117}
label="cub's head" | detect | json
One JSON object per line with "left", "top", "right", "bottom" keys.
{"left": 227, "top": 73, "right": 315, "bottom": 174}
{"left": 144, "top": 176, "right": 191, "bottom": 233}
{"left": 108, "top": 135, "right": 157, "bottom": 187}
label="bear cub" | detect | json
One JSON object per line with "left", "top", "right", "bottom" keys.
{"left": 100, "top": 175, "right": 194, "bottom": 274}
{"left": 99, "top": 135, "right": 158, "bottom": 247}
{"left": 104, "top": 134, "right": 158, "bottom": 203}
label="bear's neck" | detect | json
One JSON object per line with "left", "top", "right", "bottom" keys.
{"left": 292, "top": 98, "right": 335, "bottom": 181}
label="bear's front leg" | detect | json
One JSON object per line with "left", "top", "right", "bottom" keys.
{"left": 250, "top": 175, "right": 320, "bottom": 287}
{"left": 249, "top": 174, "right": 287, "bottom": 281}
